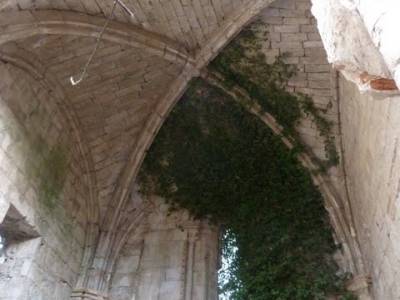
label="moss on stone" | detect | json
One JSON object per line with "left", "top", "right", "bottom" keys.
{"left": 24, "top": 135, "right": 69, "bottom": 211}
{"left": 37, "top": 144, "right": 68, "bottom": 210}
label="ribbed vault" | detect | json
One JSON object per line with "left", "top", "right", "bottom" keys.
{"left": 1, "top": 0, "right": 248, "bottom": 51}
{"left": 1, "top": 0, "right": 369, "bottom": 298}
{"left": 1, "top": 35, "right": 185, "bottom": 217}
{"left": 0, "top": 2, "right": 275, "bottom": 297}
{"left": 0, "top": 2, "right": 274, "bottom": 221}
{"left": 2, "top": 0, "right": 400, "bottom": 299}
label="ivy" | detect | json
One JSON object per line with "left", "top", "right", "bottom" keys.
{"left": 209, "top": 21, "right": 338, "bottom": 170}
{"left": 299, "top": 94, "right": 339, "bottom": 169}
{"left": 139, "top": 78, "right": 353, "bottom": 299}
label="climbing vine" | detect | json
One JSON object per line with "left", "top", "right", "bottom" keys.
{"left": 209, "top": 21, "right": 339, "bottom": 169}
{"left": 139, "top": 78, "right": 353, "bottom": 299}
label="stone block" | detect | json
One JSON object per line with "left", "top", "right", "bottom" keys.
{"left": 300, "top": 24, "right": 318, "bottom": 33}
{"left": 308, "top": 73, "right": 331, "bottom": 81}
{"left": 300, "top": 56, "right": 329, "bottom": 64}
{"left": 262, "top": 8, "right": 280, "bottom": 17}
{"left": 278, "top": 9, "right": 307, "bottom": 18}
{"left": 282, "top": 56, "right": 300, "bottom": 64}
{"left": 295, "top": 87, "right": 332, "bottom": 96}
{"left": 283, "top": 17, "right": 310, "bottom": 25}
{"left": 308, "top": 80, "right": 331, "bottom": 89}
{"left": 296, "top": 1, "right": 312, "bottom": 10}
{"left": 305, "top": 64, "right": 331, "bottom": 73}
{"left": 304, "top": 41, "right": 324, "bottom": 48}
{"left": 272, "top": 41, "right": 303, "bottom": 49}
{"left": 263, "top": 17, "right": 284, "bottom": 25}
{"left": 285, "top": 48, "right": 305, "bottom": 57}
{"left": 307, "top": 33, "right": 322, "bottom": 41}
{"left": 267, "top": 32, "right": 281, "bottom": 42}
{"left": 273, "top": 25, "right": 300, "bottom": 33}
{"left": 271, "top": 0, "right": 296, "bottom": 9}
{"left": 281, "top": 33, "right": 308, "bottom": 42}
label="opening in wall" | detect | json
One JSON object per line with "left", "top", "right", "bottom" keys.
{"left": 0, "top": 204, "right": 40, "bottom": 297}
{"left": 218, "top": 229, "right": 238, "bottom": 300}
{"left": 0, "top": 234, "right": 4, "bottom": 264}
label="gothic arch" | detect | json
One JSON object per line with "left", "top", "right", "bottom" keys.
{"left": 0, "top": 10, "right": 191, "bottom": 65}
{"left": 0, "top": 49, "right": 101, "bottom": 280}
{"left": 201, "top": 70, "right": 365, "bottom": 275}
{"left": 0, "top": 0, "right": 374, "bottom": 298}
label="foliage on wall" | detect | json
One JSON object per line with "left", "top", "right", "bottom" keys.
{"left": 209, "top": 21, "right": 339, "bottom": 169}
{"left": 139, "top": 78, "right": 352, "bottom": 299}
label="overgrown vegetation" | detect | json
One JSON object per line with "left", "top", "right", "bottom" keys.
{"left": 209, "top": 21, "right": 339, "bottom": 168}
{"left": 139, "top": 79, "right": 353, "bottom": 299}
{"left": 138, "top": 20, "right": 350, "bottom": 299}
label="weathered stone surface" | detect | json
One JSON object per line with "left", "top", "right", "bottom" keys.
{"left": 339, "top": 75, "right": 400, "bottom": 300}
{"left": 0, "top": 62, "right": 89, "bottom": 300}
{"left": 0, "top": 0, "right": 399, "bottom": 299}
{"left": 260, "top": 0, "right": 340, "bottom": 165}
{"left": 311, "top": 0, "right": 400, "bottom": 92}
{"left": 108, "top": 196, "right": 219, "bottom": 300}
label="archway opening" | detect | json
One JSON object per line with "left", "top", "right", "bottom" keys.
{"left": 138, "top": 77, "right": 353, "bottom": 299}
{"left": 0, "top": 234, "right": 4, "bottom": 264}
{"left": 136, "top": 16, "right": 358, "bottom": 299}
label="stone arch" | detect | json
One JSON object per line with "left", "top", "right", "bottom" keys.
{"left": 0, "top": 10, "right": 191, "bottom": 65}
{"left": 0, "top": 44, "right": 99, "bottom": 228}
{"left": 101, "top": 0, "right": 278, "bottom": 240}
{"left": 79, "top": 2, "right": 284, "bottom": 295}
{"left": 105, "top": 0, "right": 368, "bottom": 298}
{"left": 0, "top": 9, "right": 193, "bottom": 294}
{"left": 0, "top": 33, "right": 131, "bottom": 291}
{"left": 201, "top": 70, "right": 364, "bottom": 275}
{"left": 0, "top": 0, "right": 377, "bottom": 298}
{"left": 0, "top": 59, "right": 92, "bottom": 299}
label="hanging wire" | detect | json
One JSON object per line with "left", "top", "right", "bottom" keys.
{"left": 70, "top": 0, "right": 135, "bottom": 86}
{"left": 116, "top": 0, "right": 135, "bottom": 17}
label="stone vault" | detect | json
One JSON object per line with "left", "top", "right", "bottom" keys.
{"left": 0, "top": 0, "right": 399, "bottom": 299}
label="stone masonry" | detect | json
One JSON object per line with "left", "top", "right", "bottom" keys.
{"left": 0, "top": 61, "right": 89, "bottom": 299}
{"left": 0, "top": 0, "right": 399, "bottom": 299}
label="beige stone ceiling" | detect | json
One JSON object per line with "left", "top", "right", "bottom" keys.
{"left": 0, "top": 35, "right": 184, "bottom": 214}
{"left": 1, "top": 0, "right": 248, "bottom": 51}
{"left": 0, "top": 0, "right": 273, "bottom": 218}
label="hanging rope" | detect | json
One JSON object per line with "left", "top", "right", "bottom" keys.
{"left": 116, "top": 0, "right": 135, "bottom": 17}
{"left": 70, "top": 0, "right": 134, "bottom": 85}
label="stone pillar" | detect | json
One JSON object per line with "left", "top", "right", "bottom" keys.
{"left": 183, "top": 228, "right": 198, "bottom": 300}
{"left": 346, "top": 275, "right": 372, "bottom": 300}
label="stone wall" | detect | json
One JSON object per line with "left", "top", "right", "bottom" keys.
{"left": 1, "top": 0, "right": 397, "bottom": 299}
{"left": 339, "top": 75, "right": 400, "bottom": 299}
{"left": 109, "top": 192, "right": 219, "bottom": 300}
{"left": 259, "top": 0, "right": 365, "bottom": 276}
{"left": 0, "top": 62, "right": 90, "bottom": 300}
{"left": 260, "top": 0, "right": 340, "bottom": 165}
{"left": 311, "top": 0, "right": 400, "bottom": 92}
{"left": 107, "top": 2, "right": 363, "bottom": 299}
